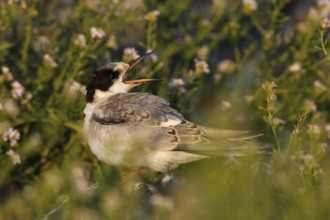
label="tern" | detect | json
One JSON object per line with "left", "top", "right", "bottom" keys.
{"left": 83, "top": 52, "right": 262, "bottom": 173}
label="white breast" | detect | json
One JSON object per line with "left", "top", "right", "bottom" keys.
{"left": 83, "top": 102, "right": 142, "bottom": 167}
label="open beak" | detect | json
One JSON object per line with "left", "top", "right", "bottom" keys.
{"left": 123, "top": 78, "right": 163, "bottom": 84}
{"left": 123, "top": 51, "right": 162, "bottom": 85}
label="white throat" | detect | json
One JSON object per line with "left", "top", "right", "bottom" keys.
{"left": 92, "top": 81, "right": 133, "bottom": 103}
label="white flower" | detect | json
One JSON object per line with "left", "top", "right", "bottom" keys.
{"left": 244, "top": 95, "right": 254, "bottom": 104}
{"left": 307, "top": 124, "right": 321, "bottom": 137}
{"left": 146, "top": 49, "right": 158, "bottom": 62}
{"left": 144, "top": 10, "right": 160, "bottom": 22}
{"left": 2, "top": 99, "right": 20, "bottom": 117}
{"left": 273, "top": 117, "right": 286, "bottom": 127}
{"left": 217, "top": 59, "right": 236, "bottom": 74}
{"left": 32, "top": 36, "right": 50, "bottom": 52}
{"left": 325, "top": 124, "right": 330, "bottom": 138}
{"left": 221, "top": 100, "right": 232, "bottom": 110}
{"left": 194, "top": 60, "right": 210, "bottom": 74}
{"left": 242, "top": 0, "right": 258, "bottom": 12}
{"left": 322, "top": 17, "right": 330, "bottom": 28}
{"left": 66, "top": 80, "right": 86, "bottom": 97}
{"left": 317, "top": 0, "right": 330, "bottom": 17}
{"left": 2, "top": 66, "right": 9, "bottom": 73}
{"left": 314, "top": 80, "right": 328, "bottom": 93}
{"left": 169, "top": 78, "right": 186, "bottom": 93}
{"left": 1, "top": 66, "right": 14, "bottom": 82}
{"left": 106, "top": 34, "right": 118, "bottom": 49}
{"left": 72, "top": 166, "right": 90, "bottom": 194}
{"left": 123, "top": 47, "right": 139, "bottom": 62}
{"left": 304, "top": 99, "right": 317, "bottom": 113}
{"left": 11, "top": 81, "right": 25, "bottom": 100}
{"left": 288, "top": 62, "right": 302, "bottom": 73}
{"left": 43, "top": 54, "right": 58, "bottom": 68}
{"left": 325, "top": 124, "right": 330, "bottom": 132}
{"left": 2, "top": 127, "right": 21, "bottom": 147}
{"left": 6, "top": 149, "right": 21, "bottom": 165}
{"left": 90, "top": 27, "right": 106, "bottom": 39}
{"left": 73, "top": 34, "right": 86, "bottom": 48}
{"left": 21, "top": 92, "right": 33, "bottom": 105}
{"left": 169, "top": 78, "right": 185, "bottom": 87}
{"left": 299, "top": 153, "right": 317, "bottom": 172}
{"left": 197, "top": 45, "right": 209, "bottom": 60}
{"left": 261, "top": 81, "right": 277, "bottom": 92}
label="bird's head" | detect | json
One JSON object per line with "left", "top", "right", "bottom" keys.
{"left": 86, "top": 52, "right": 161, "bottom": 103}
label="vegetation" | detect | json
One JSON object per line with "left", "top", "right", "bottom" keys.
{"left": 0, "top": 0, "right": 329, "bottom": 219}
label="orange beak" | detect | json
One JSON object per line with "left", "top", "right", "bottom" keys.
{"left": 124, "top": 51, "right": 162, "bottom": 85}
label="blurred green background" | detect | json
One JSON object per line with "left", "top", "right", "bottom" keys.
{"left": 0, "top": 0, "right": 330, "bottom": 219}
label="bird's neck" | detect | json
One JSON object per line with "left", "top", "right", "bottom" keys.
{"left": 86, "top": 88, "right": 118, "bottom": 103}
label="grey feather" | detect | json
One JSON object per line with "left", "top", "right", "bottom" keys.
{"left": 91, "top": 93, "right": 263, "bottom": 156}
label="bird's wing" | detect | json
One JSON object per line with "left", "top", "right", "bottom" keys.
{"left": 93, "top": 93, "right": 263, "bottom": 155}
{"left": 93, "top": 92, "right": 184, "bottom": 126}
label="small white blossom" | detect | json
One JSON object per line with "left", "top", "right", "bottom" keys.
{"left": 304, "top": 99, "right": 317, "bottom": 113}
{"left": 197, "top": 45, "right": 209, "bottom": 60}
{"left": 261, "top": 81, "right": 277, "bottom": 91}
{"left": 144, "top": 10, "right": 160, "bottom": 22}
{"left": 72, "top": 166, "right": 90, "bottom": 194}
{"left": 2, "top": 127, "right": 21, "bottom": 147}
{"left": 11, "top": 81, "right": 25, "bottom": 100}
{"left": 66, "top": 80, "right": 86, "bottom": 97}
{"left": 123, "top": 47, "right": 139, "bottom": 62}
{"left": 242, "top": 0, "right": 258, "bottom": 12}
{"left": 169, "top": 78, "right": 186, "bottom": 93}
{"left": 106, "top": 34, "right": 118, "bottom": 49}
{"left": 21, "top": 92, "right": 33, "bottom": 105}
{"left": 2, "top": 66, "right": 9, "bottom": 73}
{"left": 73, "top": 34, "right": 86, "bottom": 48}
{"left": 146, "top": 49, "right": 158, "bottom": 62}
{"left": 169, "top": 78, "right": 185, "bottom": 87}
{"left": 325, "top": 124, "right": 330, "bottom": 138}
{"left": 244, "top": 95, "right": 254, "bottom": 104}
{"left": 221, "top": 100, "right": 232, "bottom": 110}
{"left": 314, "top": 80, "right": 328, "bottom": 93}
{"left": 43, "top": 54, "right": 58, "bottom": 68}
{"left": 273, "top": 117, "right": 286, "bottom": 127}
{"left": 90, "top": 27, "right": 106, "bottom": 39}
{"left": 293, "top": 127, "right": 300, "bottom": 135}
{"left": 307, "top": 124, "right": 321, "bottom": 137}
{"left": 288, "top": 62, "right": 302, "bottom": 73}
{"left": 325, "top": 124, "right": 330, "bottom": 131}
{"left": 6, "top": 149, "right": 21, "bottom": 165}
{"left": 32, "top": 36, "right": 50, "bottom": 52}
{"left": 2, "top": 99, "right": 20, "bottom": 117}
{"left": 217, "top": 59, "right": 236, "bottom": 74}
{"left": 124, "top": 47, "right": 139, "bottom": 60}
{"left": 322, "top": 17, "right": 330, "bottom": 28}
{"left": 299, "top": 153, "right": 317, "bottom": 172}
{"left": 317, "top": 0, "right": 330, "bottom": 17}
{"left": 1, "top": 66, "right": 14, "bottom": 82}
{"left": 194, "top": 60, "right": 210, "bottom": 74}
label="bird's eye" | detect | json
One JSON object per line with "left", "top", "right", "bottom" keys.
{"left": 110, "top": 72, "right": 119, "bottom": 79}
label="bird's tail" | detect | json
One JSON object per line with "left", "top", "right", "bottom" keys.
{"left": 176, "top": 127, "right": 270, "bottom": 157}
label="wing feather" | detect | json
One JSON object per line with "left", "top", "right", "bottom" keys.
{"left": 92, "top": 93, "right": 264, "bottom": 155}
